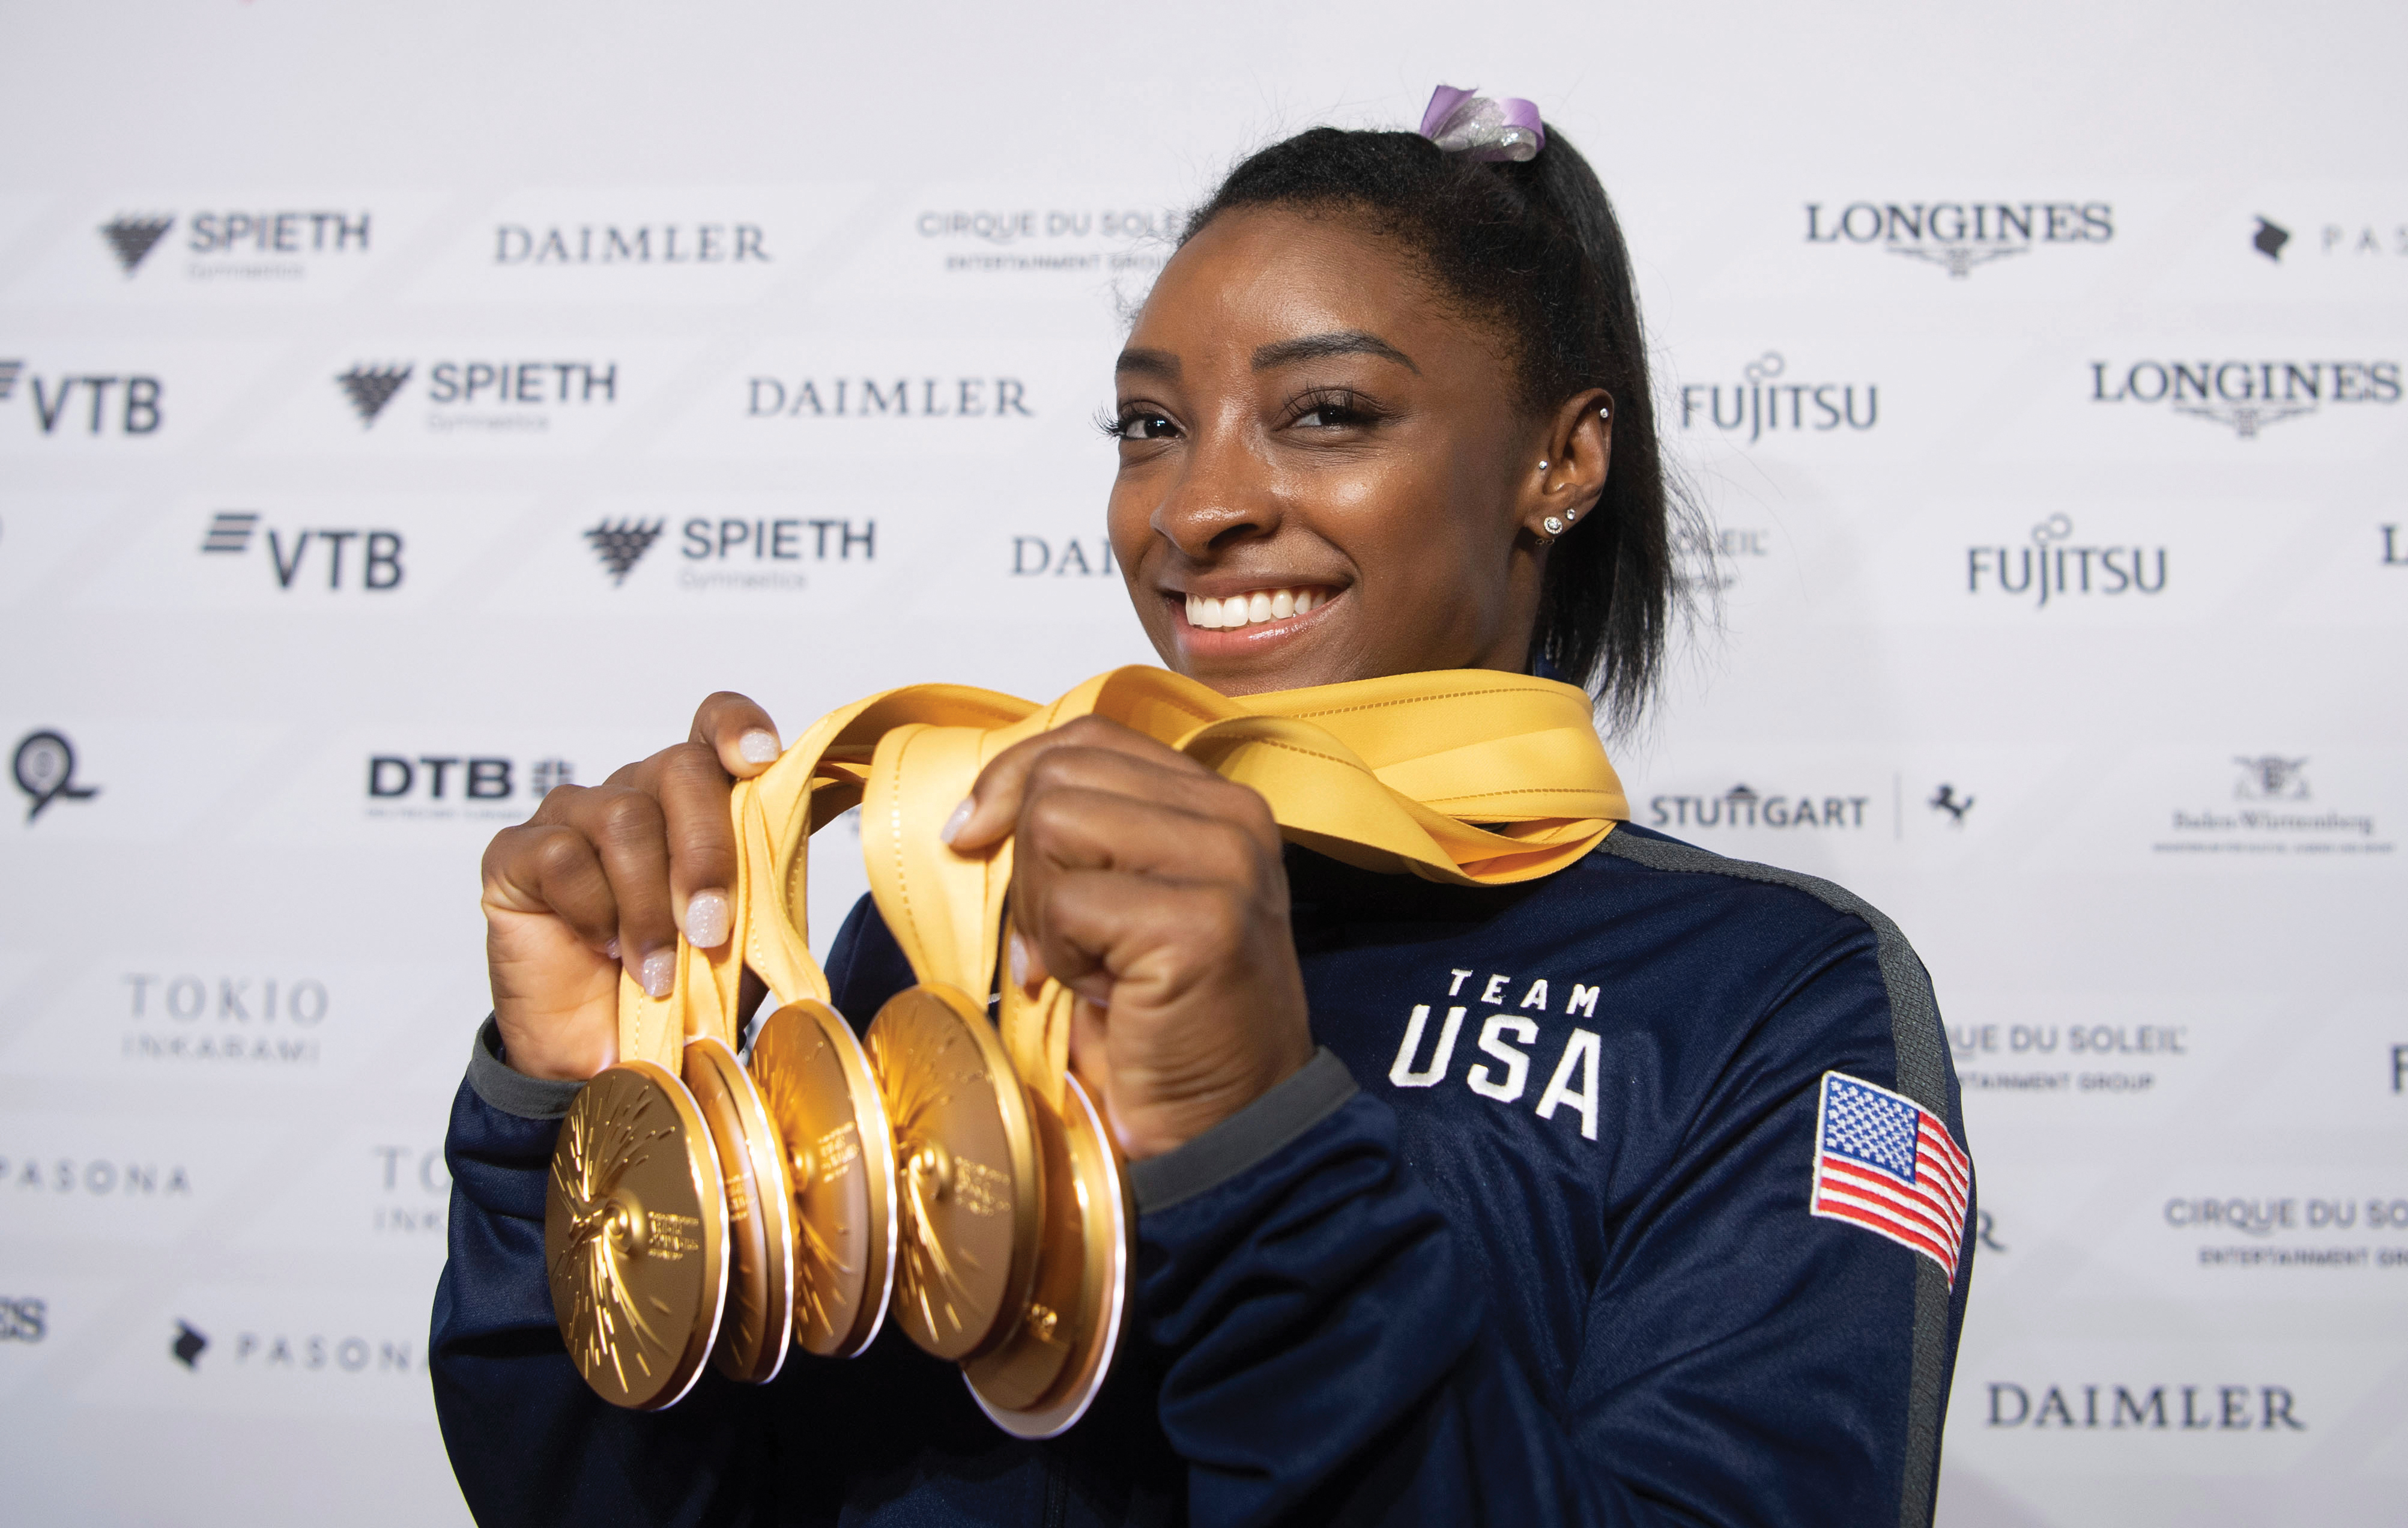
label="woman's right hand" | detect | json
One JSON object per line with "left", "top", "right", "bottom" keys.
{"left": 477, "top": 693, "right": 784, "bottom": 1081}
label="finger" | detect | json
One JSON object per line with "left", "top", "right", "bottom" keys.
{"left": 691, "top": 691, "right": 784, "bottom": 779}
{"left": 647, "top": 741, "right": 740, "bottom": 952}
{"left": 482, "top": 820, "right": 620, "bottom": 950}
{"left": 1021, "top": 869, "right": 1244, "bottom": 1008}
{"left": 554, "top": 783, "right": 680, "bottom": 996}
{"left": 1017, "top": 784, "right": 1268, "bottom": 887}
{"left": 948, "top": 716, "right": 1216, "bottom": 851}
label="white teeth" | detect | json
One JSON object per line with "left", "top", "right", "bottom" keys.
{"left": 1184, "top": 586, "right": 1327, "bottom": 630}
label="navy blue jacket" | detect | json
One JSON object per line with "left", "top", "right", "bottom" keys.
{"left": 432, "top": 824, "right": 1973, "bottom": 1526}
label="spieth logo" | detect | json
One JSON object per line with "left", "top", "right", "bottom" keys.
{"left": 336, "top": 359, "right": 619, "bottom": 431}
{"left": 101, "top": 215, "right": 176, "bottom": 274}
{"left": 99, "top": 209, "right": 371, "bottom": 279}
{"left": 1804, "top": 199, "right": 2112, "bottom": 278}
{"left": 674, "top": 516, "right": 876, "bottom": 594}
{"left": 199, "top": 511, "right": 404, "bottom": 592}
{"left": 336, "top": 365, "right": 412, "bottom": 426}
{"left": 1677, "top": 352, "right": 1877, "bottom": 441}
{"left": 1985, "top": 1381, "right": 2303, "bottom": 1432}
{"left": 1966, "top": 515, "right": 2168, "bottom": 610}
{"left": 0, "top": 361, "right": 163, "bottom": 435}
{"left": 1648, "top": 784, "right": 1872, "bottom": 832}
{"left": 494, "top": 221, "right": 768, "bottom": 265}
{"left": 586, "top": 518, "right": 666, "bottom": 585}
{"left": 746, "top": 376, "right": 1030, "bottom": 419}
{"left": 2233, "top": 756, "right": 2309, "bottom": 801}
{"left": 2089, "top": 358, "right": 2401, "bottom": 438}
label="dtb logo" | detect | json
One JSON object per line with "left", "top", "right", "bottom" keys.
{"left": 200, "top": 512, "right": 404, "bottom": 592}
{"left": 367, "top": 756, "right": 572, "bottom": 803}
{"left": 0, "top": 361, "right": 162, "bottom": 435}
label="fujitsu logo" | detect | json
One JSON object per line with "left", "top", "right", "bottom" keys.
{"left": 1677, "top": 351, "right": 1877, "bottom": 441}
{"left": 2089, "top": 358, "right": 2401, "bottom": 438}
{"left": 336, "top": 365, "right": 413, "bottom": 426}
{"left": 1804, "top": 200, "right": 2113, "bottom": 278}
{"left": 1966, "top": 516, "right": 2168, "bottom": 610}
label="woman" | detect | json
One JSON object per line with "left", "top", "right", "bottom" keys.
{"left": 436, "top": 94, "right": 1972, "bottom": 1527}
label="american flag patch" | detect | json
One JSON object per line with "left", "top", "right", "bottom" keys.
{"left": 1809, "top": 1071, "right": 1973, "bottom": 1285}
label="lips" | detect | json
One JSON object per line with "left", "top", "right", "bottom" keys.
{"left": 1182, "top": 585, "right": 1328, "bottom": 631}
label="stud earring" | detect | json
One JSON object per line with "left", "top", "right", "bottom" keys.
{"left": 1541, "top": 516, "right": 1565, "bottom": 537}
{"left": 1537, "top": 459, "right": 1550, "bottom": 472}
{"left": 1564, "top": 507, "right": 1579, "bottom": 522}
{"left": 1599, "top": 402, "right": 1612, "bottom": 419}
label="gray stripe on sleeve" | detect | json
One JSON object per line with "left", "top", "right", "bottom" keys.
{"left": 1599, "top": 831, "right": 1961, "bottom": 1528}
{"left": 467, "top": 1014, "right": 584, "bottom": 1121}
{"left": 1128, "top": 1046, "right": 1360, "bottom": 1214}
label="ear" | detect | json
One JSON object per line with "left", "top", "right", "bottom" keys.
{"left": 1519, "top": 390, "right": 1614, "bottom": 542}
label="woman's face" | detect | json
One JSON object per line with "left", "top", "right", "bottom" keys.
{"left": 1106, "top": 206, "right": 1605, "bottom": 696}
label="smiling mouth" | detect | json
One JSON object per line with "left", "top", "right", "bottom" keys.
{"left": 1181, "top": 585, "right": 1334, "bottom": 631}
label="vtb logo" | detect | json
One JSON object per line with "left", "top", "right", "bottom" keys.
{"left": 200, "top": 512, "right": 404, "bottom": 591}
{"left": 0, "top": 361, "right": 163, "bottom": 435}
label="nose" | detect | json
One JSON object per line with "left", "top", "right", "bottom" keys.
{"left": 1149, "top": 419, "right": 1284, "bottom": 560}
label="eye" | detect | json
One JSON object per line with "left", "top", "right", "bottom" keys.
{"left": 1098, "top": 405, "right": 1179, "bottom": 442}
{"left": 1288, "top": 390, "right": 1382, "bottom": 431}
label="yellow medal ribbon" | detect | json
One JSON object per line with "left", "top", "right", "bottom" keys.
{"left": 853, "top": 665, "right": 1627, "bottom": 1108}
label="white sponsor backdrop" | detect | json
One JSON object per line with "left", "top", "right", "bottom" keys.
{"left": 1, "top": 4, "right": 2401, "bottom": 1524}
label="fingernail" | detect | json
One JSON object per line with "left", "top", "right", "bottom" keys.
{"left": 685, "top": 890, "right": 731, "bottom": 948}
{"left": 738, "top": 729, "right": 780, "bottom": 765}
{"left": 640, "top": 950, "right": 677, "bottom": 999}
{"left": 1008, "top": 931, "right": 1029, "bottom": 990}
{"left": 604, "top": 938, "right": 622, "bottom": 960}
{"left": 939, "top": 797, "right": 974, "bottom": 846}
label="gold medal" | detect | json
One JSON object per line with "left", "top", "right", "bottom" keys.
{"left": 682, "top": 1035, "right": 794, "bottom": 1384}
{"left": 865, "top": 984, "right": 1041, "bottom": 1362}
{"left": 964, "top": 1073, "right": 1131, "bottom": 1437}
{"left": 545, "top": 1061, "right": 728, "bottom": 1411}
{"left": 749, "top": 999, "right": 897, "bottom": 1358}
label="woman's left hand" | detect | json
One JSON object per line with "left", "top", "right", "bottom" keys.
{"left": 945, "top": 716, "right": 1314, "bottom": 1160}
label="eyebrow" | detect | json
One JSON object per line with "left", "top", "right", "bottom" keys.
{"left": 1115, "top": 347, "right": 1181, "bottom": 379}
{"left": 1251, "top": 330, "right": 1420, "bottom": 375}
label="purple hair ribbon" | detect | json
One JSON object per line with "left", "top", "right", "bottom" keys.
{"left": 1418, "top": 84, "right": 1545, "bottom": 163}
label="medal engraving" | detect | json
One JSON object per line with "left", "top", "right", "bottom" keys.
{"left": 751, "top": 1001, "right": 897, "bottom": 1358}
{"left": 867, "top": 986, "right": 1041, "bottom": 1363}
{"left": 545, "top": 1062, "right": 728, "bottom": 1410}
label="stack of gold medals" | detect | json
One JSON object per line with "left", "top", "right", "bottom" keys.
{"left": 544, "top": 667, "right": 1627, "bottom": 1434}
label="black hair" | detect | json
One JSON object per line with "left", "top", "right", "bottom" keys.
{"left": 1184, "top": 124, "right": 1696, "bottom": 729}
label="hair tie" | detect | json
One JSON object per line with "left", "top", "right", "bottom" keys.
{"left": 1418, "top": 84, "right": 1545, "bottom": 163}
